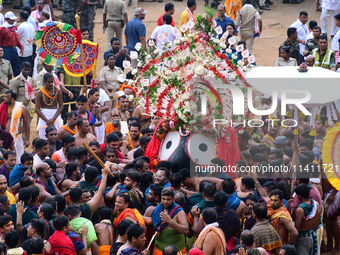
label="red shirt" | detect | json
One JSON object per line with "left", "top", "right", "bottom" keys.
{"left": 157, "top": 13, "right": 175, "bottom": 27}
{"left": 0, "top": 27, "right": 23, "bottom": 49}
{"left": 100, "top": 143, "right": 124, "bottom": 162}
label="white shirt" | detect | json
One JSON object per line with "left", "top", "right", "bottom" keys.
{"left": 331, "top": 28, "right": 340, "bottom": 52}
{"left": 27, "top": 16, "right": 36, "bottom": 31}
{"left": 17, "top": 21, "right": 35, "bottom": 57}
{"left": 33, "top": 154, "right": 49, "bottom": 173}
{"left": 151, "top": 24, "right": 181, "bottom": 53}
{"left": 0, "top": 14, "right": 4, "bottom": 27}
{"left": 306, "top": 31, "right": 313, "bottom": 40}
{"left": 322, "top": 0, "right": 340, "bottom": 10}
{"left": 291, "top": 19, "right": 308, "bottom": 55}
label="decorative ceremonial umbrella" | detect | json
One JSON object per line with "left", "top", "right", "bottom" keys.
{"left": 36, "top": 21, "right": 82, "bottom": 66}
{"left": 62, "top": 40, "right": 98, "bottom": 78}
{"left": 322, "top": 125, "right": 340, "bottom": 191}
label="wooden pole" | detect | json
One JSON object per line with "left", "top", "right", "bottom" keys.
{"left": 146, "top": 232, "right": 157, "bottom": 250}
{"left": 75, "top": 14, "right": 88, "bottom": 98}
{"left": 92, "top": 58, "right": 97, "bottom": 89}
{"left": 82, "top": 141, "right": 115, "bottom": 178}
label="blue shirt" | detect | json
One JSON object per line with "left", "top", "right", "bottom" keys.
{"left": 215, "top": 16, "right": 236, "bottom": 39}
{"left": 145, "top": 181, "right": 172, "bottom": 197}
{"left": 103, "top": 49, "right": 126, "bottom": 71}
{"left": 124, "top": 17, "right": 146, "bottom": 53}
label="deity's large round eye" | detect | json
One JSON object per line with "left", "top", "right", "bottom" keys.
{"left": 158, "top": 131, "right": 181, "bottom": 161}
{"left": 187, "top": 133, "right": 215, "bottom": 165}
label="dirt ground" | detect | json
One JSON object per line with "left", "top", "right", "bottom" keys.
{"left": 2, "top": 0, "right": 328, "bottom": 141}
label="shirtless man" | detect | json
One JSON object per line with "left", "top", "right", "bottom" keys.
{"left": 58, "top": 111, "right": 78, "bottom": 140}
{"left": 117, "top": 95, "right": 129, "bottom": 122}
{"left": 295, "top": 183, "right": 321, "bottom": 255}
{"left": 279, "top": 113, "right": 311, "bottom": 136}
{"left": 35, "top": 73, "right": 63, "bottom": 139}
{"left": 178, "top": 167, "right": 223, "bottom": 194}
{"left": 124, "top": 122, "right": 141, "bottom": 153}
{"left": 122, "top": 85, "right": 135, "bottom": 115}
{"left": 261, "top": 121, "right": 280, "bottom": 146}
{"left": 76, "top": 95, "right": 101, "bottom": 136}
{"left": 150, "top": 188, "right": 189, "bottom": 254}
{"left": 133, "top": 105, "right": 151, "bottom": 129}
{"left": 254, "top": 179, "right": 298, "bottom": 245}
{"left": 116, "top": 223, "right": 149, "bottom": 255}
{"left": 74, "top": 118, "right": 97, "bottom": 148}
{"left": 35, "top": 162, "right": 72, "bottom": 202}
{"left": 87, "top": 89, "right": 103, "bottom": 134}
{"left": 144, "top": 185, "right": 163, "bottom": 217}
{"left": 94, "top": 207, "right": 114, "bottom": 250}
{"left": 59, "top": 162, "right": 81, "bottom": 192}
{"left": 1, "top": 90, "right": 30, "bottom": 162}
{"left": 237, "top": 130, "right": 250, "bottom": 152}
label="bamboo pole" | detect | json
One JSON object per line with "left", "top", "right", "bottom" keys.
{"left": 75, "top": 14, "right": 88, "bottom": 98}
{"left": 147, "top": 232, "right": 157, "bottom": 250}
{"left": 82, "top": 141, "right": 115, "bottom": 178}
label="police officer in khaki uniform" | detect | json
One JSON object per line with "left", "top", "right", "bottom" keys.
{"left": 9, "top": 62, "right": 34, "bottom": 141}
{"left": 235, "top": 0, "right": 262, "bottom": 53}
{"left": 103, "top": 0, "right": 128, "bottom": 50}
{"left": 0, "top": 47, "right": 13, "bottom": 103}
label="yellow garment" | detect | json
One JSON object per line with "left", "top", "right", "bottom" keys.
{"left": 224, "top": 0, "right": 242, "bottom": 20}
{"left": 98, "top": 245, "right": 110, "bottom": 255}
{"left": 179, "top": 9, "right": 197, "bottom": 38}
{"left": 133, "top": 209, "right": 146, "bottom": 229}
{"left": 6, "top": 191, "right": 16, "bottom": 204}
{"left": 313, "top": 48, "right": 334, "bottom": 69}
{"left": 265, "top": 133, "right": 275, "bottom": 142}
{"left": 127, "top": 132, "right": 142, "bottom": 150}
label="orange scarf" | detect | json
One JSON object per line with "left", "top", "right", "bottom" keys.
{"left": 267, "top": 202, "right": 292, "bottom": 234}
{"left": 116, "top": 83, "right": 137, "bottom": 109}
{"left": 128, "top": 132, "right": 135, "bottom": 150}
{"left": 115, "top": 208, "right": 138, "bottom": 227}
{"left": 105, "top": 122, "right": 115, "bottom": 136}
{"left": 60, "top": 125, "right": 78, "bottom": 135}
{"left": 40, "top": 86, "right": 57, "bottom": 99}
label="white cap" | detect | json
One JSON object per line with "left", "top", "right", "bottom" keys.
{"left": 4, "top": 11, "right": 17, "bottom": 20}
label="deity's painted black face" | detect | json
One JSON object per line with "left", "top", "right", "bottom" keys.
{"left": 158, "top": 131, "right": 215, "bottom": 172}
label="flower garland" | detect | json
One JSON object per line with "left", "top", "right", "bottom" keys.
{"left": 127, "top": 9, "right": 254, "bottom": 137}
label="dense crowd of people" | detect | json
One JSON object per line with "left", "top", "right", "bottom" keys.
{"left": 0, "top": 0, "right": 336, "bottom": 254}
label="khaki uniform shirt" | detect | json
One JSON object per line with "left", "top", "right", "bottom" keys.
{"left": 103, "top": 0, "right": 127, "bottom": 21}
{"left": 235, "top": 4, "right": 261, "bottom": 32}
{"left": 274, "top": 57, "right": 298, "bottom": 66}
{"left": 99, "top": 66, "right": 125, "bottom": 90}
{"left": 0, "top": 59, "right": 13, "bottom": 91}
{"left": 9, "top": 74, "right": 33, "bottom": 109}
{"left": 36, "top": 70, "right": 62, "bottom": 90}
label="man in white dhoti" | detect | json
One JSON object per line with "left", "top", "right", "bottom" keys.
{"left": 0, "top": 90, "right": 30, "bottom": 163}
{"left": 35, "top": 73, "right": 63, "bottom": 139}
